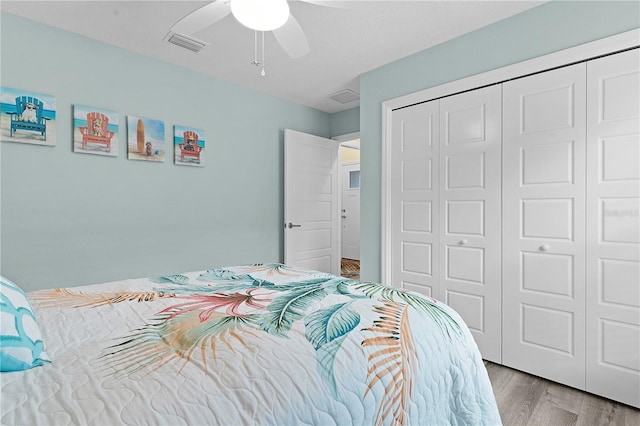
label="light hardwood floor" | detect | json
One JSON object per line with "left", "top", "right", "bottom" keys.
{"left": 484, "top": 361, "right": 640, "bottom": 425}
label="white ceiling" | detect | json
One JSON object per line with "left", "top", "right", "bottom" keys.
{"left": 0, "top": 0, "right": 546, "bottom": 113}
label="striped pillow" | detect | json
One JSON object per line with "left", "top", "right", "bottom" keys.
{"left": 1, "top": 275, "right": 50, "bottom": 372}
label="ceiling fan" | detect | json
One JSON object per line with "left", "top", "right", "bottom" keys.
{"left": 169, "top": 0, "right": 344, "bottom": 60}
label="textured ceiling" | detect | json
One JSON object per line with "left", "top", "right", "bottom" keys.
{"left": 1, "top": 0, "right": 546, "bottom": 113}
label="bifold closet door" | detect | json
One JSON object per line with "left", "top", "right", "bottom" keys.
{"left": 586, "top": 48, "right": 640, "bottom": 408}
{"left": 439, "top": 85, "right": 502, "bottom": 363}
{"left": 390, "top": 101, "right": 440, "bottom": 297}
{"left": 502, "top": 63, "right": 587, "bottom": 389}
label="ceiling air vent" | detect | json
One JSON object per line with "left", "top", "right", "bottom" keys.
{"left": 165, "top": 32, "right": 208, "bottom": 53}
{"left": 329, "top": 89, "right": 360, "bottom": 104}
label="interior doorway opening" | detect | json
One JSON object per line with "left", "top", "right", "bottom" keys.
{"left": 336, "top": 133, "right": 360, "bottom": 280}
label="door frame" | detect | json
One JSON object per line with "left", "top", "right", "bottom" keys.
{"left": 333, "top": 131, "right": 360, "bottom": 144}
{"left": 380, "top": 28, "right": 640, "bottom": 284}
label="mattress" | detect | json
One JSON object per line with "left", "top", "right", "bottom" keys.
{"left": 1, "top": 263, "right": 501, "bottom": 425}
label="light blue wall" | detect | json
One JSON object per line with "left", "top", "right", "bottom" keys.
{"left": 0, "top": 12, "right": 331, "bottom": 291}
{"left": 359, "top": 0, "right": 640, "bottom": 282}
{"left": 330, "top": 106, "right": 360, "bottom": 137}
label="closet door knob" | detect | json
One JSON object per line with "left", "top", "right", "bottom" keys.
{"left": 459, "top": 239, "right": 468, "bottom": 246}
{"left": 540, "top": 244, "right": 550, "bottom": 252}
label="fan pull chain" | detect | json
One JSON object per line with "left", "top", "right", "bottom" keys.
{"left": 261, "top": 31, "right": 266, "bottom": 76}
{"left": 251, "top": 30, "right": 260, "bottom": 67}
{"left": 251, "top": 31, "right": 266, "bottom": 77}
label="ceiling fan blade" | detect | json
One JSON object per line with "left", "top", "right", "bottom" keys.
{"left": 171, "top": 1, "right": 231, "bottom": 35}
{"left": 273, "top": 15, "right": 310, "bottom": 59}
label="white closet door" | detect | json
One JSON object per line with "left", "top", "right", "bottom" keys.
{"left": 390, "top": 101, "right": 439, "bottom": 297}
{"left": 586, "top": 49, "right": 640, "bottom": 408}
{"left": 439, "top": 85, "right": 502, "bottom": 362}
{"left": 503, "top": 63, "right": 587, "bottom": 389}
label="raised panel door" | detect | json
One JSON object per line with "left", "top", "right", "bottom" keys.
{"left": 502, "top": 63, "right": 587, "bottom": 389}
{"left": 341, "top": 163, "right": 361, "bottom": 260}
{"left": 284, "top": 129, "right": 339, "bottom": 274}
{"left": 439, "top": 85, "right": 502, "bottom": 362}
{"left": 586, "top": 48, "right": 640, "bottom": 408}
{"left": 390, "top": 101, "right": 439, "bottom": 297}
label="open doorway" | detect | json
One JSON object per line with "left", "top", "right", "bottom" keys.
{"left": 336, "top": 133, "right": 360, "bottom": 280}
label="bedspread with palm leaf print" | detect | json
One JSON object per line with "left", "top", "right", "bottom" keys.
{"left": 1, "top": 264, "right": 501, "bottom": 426}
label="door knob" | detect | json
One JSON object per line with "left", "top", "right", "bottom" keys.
{"left": 459, "top": 239, "right": 468, "bottom": 246}
{"left": 287, "top": 222, "right": 302, "bottom": 229}
{"left": 539, "top": 244, "right": 550, "bottom": 252}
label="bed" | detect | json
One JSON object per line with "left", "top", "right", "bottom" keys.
{"left": 1, "top": 263, "right": 501, "bottom": 425}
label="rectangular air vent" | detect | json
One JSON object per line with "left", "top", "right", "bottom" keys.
{"left": 329, "top": 89, "right": 360, "bottom": 104}
{"left": 165, "top": 32, "right": 208, "bottom": 53}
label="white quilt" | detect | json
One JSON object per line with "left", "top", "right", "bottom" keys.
{"left": 1, "top": 264, "right": 501, "bottom": 425}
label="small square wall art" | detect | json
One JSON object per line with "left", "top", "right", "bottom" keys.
{"left": 174, "top": 125, "right": 205, "bottom": 167}
{"left": 127, "top": 115, "right": 165, "bottom": 162}
{"left": 0, "top": 86, "right": 56, "bottom": 146}
{"left": 73, "top": 105, "right": 119, "bottom": 156}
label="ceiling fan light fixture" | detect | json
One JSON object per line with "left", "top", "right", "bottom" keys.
{"left": 231, "top": 0, "right": 290, "bottom": 32}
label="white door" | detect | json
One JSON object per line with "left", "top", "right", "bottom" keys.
{"left": 439, "top": 85, "right": 502, "bottom": 363}
{"left": 390, "top": 100, "right": 440, "bottom": 297}
{"left": 284, "top": 129, "right": 340, "bottom": 275}
{"left": 341, "top": 162, "right": 360, "bottom": 260}
{"left": 502, "top": 63, "right": 587, "bottom": 389}
{"left": 585, "top": 49, "right": 640, "bottom": 408}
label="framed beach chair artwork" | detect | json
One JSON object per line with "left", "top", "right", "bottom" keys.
{"left": 174, "top": 125, "right": 205, "bottom": 167}
{"left": 73, "top": 105, "right": 119, "bottom": 156}
{"left": 0, "top": 87, "right": 56, "bottom": 146}
{"left": 127, "top": 115, "right": 165, "bottom": 162}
